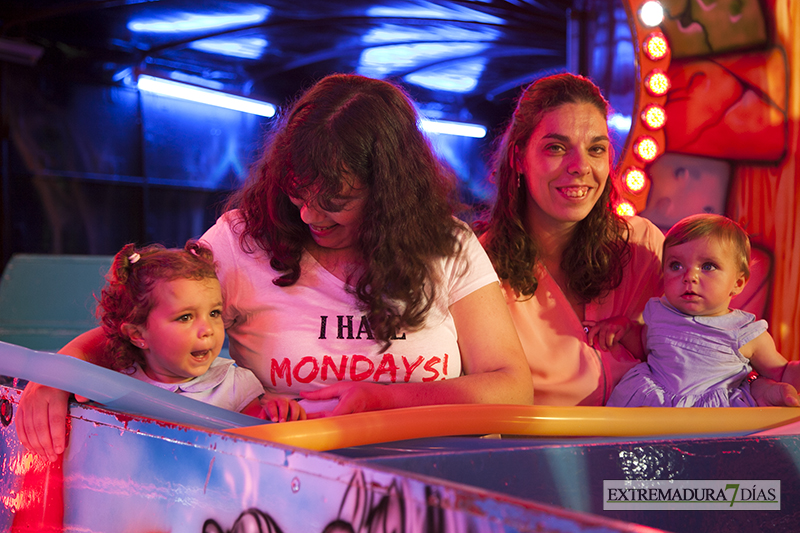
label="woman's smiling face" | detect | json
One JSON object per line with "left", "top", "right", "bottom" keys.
{"left": 518, "top": 101, "right": 611, "bottom": 234}
{"left": 289, "top": 179, "right": 368, "bottom": 253}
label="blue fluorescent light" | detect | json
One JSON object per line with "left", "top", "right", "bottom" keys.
{"left": 190, "top": 36, "right": 268, "bottom": 59}
{"left": 405, "top": 57, "right": 486, "bottom": 93}
{"left": 608, "top": 113, "right": 632, "bottom": 132}
{"left": 137, "top": 75, "right": 275, "bottom": 117}
{"left": 358, "top": 42, "right": 488, "bottom": 78}
{"left": 367, "top": 3, "right": 502, "bottom": 24}
{"left": 128, "top": 8, "right": 269, "bottom": 33}
{"left": 362, "top": 24, "right": 499, "bottom": 45}
{"left": 169, "top": 71, "right": 225, "bottom": 90}
{"left": 420, "top": 119, "right": 486, "bottom": 138}
{"left": 407, "top": 72, "right": 478, "bottom": 93}
{"left": 358, "top": 24, "right": 496, "bottom": 88}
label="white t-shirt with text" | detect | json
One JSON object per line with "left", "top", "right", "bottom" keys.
{"left": 201, "top": 211, "right": 498, "bottom": 398}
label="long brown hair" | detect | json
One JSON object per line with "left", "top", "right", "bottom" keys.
{"left": 478, "top": 73, "right": 630, "bottom": 301}
{"left": 226, "top": 73, "right": 463, "bottom": 348}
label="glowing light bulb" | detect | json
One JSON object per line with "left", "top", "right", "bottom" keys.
{"left": 641, "top": 104, "right": 666, "bottom": 130}
{"left": 634, "top": 136, "right": 659, "bottom": 162}
{"left": 624, "top": 167, "right": 647, "bottom": 193}
{"left": 645, "top": 70, "right": 671, "bottom": 96}
{"left": 616, "top": 201, "right": 637, "bottom": 217}
{"left": 640, "top": 1, "right": 664, "bottom": 27}
{"left": 643, "top": 32, "right": 669, "bottom": 61}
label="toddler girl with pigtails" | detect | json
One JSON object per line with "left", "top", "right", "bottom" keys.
{"left": 97, "top": 240, "right": 266, "bottom": 416}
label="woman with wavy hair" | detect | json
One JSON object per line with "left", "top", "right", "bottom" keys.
{"left": 479, "top": 73, "right": 798, "bottom": 408}
{"left": 18, "top": 73, "right": 532, "bottom": 461}
{"left": 478, "top": 73, "right": 664, "bottom": 406}
{"left": 209, "top": 73, "right": 531, "bottom": 418}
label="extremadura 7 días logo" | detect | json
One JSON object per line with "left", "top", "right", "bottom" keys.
{"left": 603, "top": 480, "right": 780, "bottom": 510}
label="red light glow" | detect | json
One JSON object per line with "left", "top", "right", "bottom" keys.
{"left": 634, "top": 136, "right": 659, "bottom": 162}
{"left": 642, "top": 104, "right": 666, "bottom": 129}
{"left": 645, "top": 70, "right": 671, "bottom": 96}
{"left": 643, "top": 33, "right": 669, "bottom": 61}
{"left": 623, "top": 167, "right": 647, "bottom": 193}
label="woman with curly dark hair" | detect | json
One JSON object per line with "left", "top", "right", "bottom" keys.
{"left": 227, "top": 72, "right": 468, "bottom": 350}
{"left": 18, "top": 74, "right": 532, "bottom": 460}
{"left": 205, "top": 73, "right": 530, "bottom": 420}
{"left": 477, "top": 73, "right": 664, "bottom": 406}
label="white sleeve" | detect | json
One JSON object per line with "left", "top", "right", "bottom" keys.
{"left": 200, "top": 211, "right": 240, "bottom": 289}
{"left": 446, "top": 224, "right": 500, "bottom": 306}
{"left": 200, "top": 211, "right": 247, "bottom": 329}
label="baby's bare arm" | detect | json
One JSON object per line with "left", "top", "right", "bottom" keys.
{"left": 745, "top": 331, "right": 790, "bottom": 383}
{"left": 738, "top": 332, "right": 800, "bottom": 406}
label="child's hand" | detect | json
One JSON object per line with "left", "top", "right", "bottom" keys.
{"left": 16, "top": 382, "right": 71, "bottom": 462}
{"left": 584, "top": 316, "right": 633, "bottom": 352}
{"left": 259, "top": 394, "right": 307, "bottom": 422}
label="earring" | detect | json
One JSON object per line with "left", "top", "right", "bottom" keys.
{"left": 517, "top": 173, "right": 523, "bottom": 189}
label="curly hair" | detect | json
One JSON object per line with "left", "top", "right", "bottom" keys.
{"left": 664, "top": 214, "right": 752, "bottom": 280}
{"left": 97, "top": 240, "right": 217, "bottom": 371}
{"left": 225, "top": 73, "right": 463, "bottom": 348}
{"left": 477, "top": 73, "right": 630, "bottom": 301}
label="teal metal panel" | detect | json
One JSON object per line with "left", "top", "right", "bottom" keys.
{"left": 0, "top": 254, "right": 113, "bottom": 351}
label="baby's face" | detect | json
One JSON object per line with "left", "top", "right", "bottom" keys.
{"left": 138, "top": 277, "right": 224, "bottom": 383}
{"left": 662, "top": 236, "right": 746, "bottom": 317}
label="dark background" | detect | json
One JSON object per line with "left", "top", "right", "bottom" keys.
{"left": 0, "top": 0, "right": 636, "bottom": 273}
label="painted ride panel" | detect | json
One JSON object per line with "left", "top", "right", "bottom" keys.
{"left": 4, "top": 341, "right": 800, "bottom": 531}
{"left": 231, "top": 404, "right": 800, "bottom": 532}
{"left": 0, "top": 386, "right": 661, "bottom": 533}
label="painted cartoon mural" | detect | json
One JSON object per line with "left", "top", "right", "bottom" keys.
{"left": 618, "top": 0, "right": 800, "bottom": 358}
{"left": 202, "top": 473, "right": 409, "bottom": 533}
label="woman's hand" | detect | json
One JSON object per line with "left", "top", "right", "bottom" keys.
{"left": 750, "top": 376, "right": 800, "bottom": 407}
{"left": 259, "top": 392, "right": 307, "bottom": 422}
{"left": 16, "top": 382, "right": 71, "bottom": 462}
{"left": 300, "top": 382, "right": 386, "bottom": 417}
